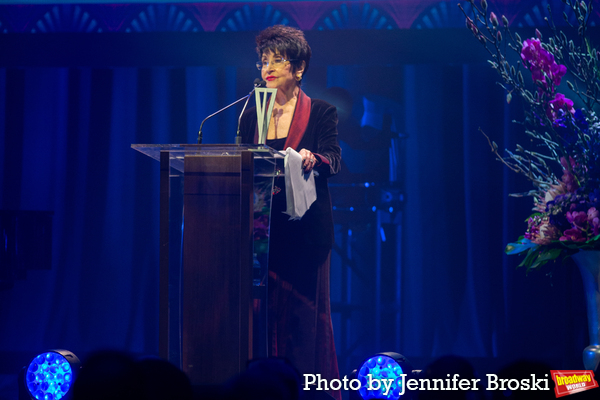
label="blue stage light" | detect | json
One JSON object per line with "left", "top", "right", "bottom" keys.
{"left": 356, "top": 352, "right": 412, "bottom": 400}
{"left": 24, "top": 350, "right": 80, "bottom": 400}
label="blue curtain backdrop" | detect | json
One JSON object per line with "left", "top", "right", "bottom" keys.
{"left": 0, "top": 51, "right": 589, "bottom": 379}
{"left": 0, "top": 66, "right": 241, "bottom": 355}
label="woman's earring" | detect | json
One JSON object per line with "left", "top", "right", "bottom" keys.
{"left": 296, "top": 75, "right": 302, "bottom": 81}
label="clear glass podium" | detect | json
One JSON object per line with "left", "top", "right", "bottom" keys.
{"left": 131, "top": 144, "right": 282, "bottom": 385}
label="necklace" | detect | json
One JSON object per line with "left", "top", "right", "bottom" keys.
{"left": 272, "top": 108, "right": 284, "bottom": 138}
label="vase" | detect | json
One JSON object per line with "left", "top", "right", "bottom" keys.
{"left": 571, "top": 251, "right": 600, "bottom": 371}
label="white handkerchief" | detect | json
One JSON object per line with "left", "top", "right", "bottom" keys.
{"left": 284, "top": 147, "right": 317, "bottom": 220}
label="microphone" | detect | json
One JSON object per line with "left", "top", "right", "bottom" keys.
{"left": 235, "top": 79, "right": 266, "bottom": 144}
{"left": 197, "top": 79, "right": 267, "bottom": 144}
{"left": 253, "top": 78, "right": 267, "bottom": 88}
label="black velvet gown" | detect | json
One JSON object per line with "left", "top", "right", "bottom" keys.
{"left": 240, "top": 90, "right": 342, "bottom": 400}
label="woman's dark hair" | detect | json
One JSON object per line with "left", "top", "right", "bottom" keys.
{"left": 255, "top": 25, "right": 311, "bottom": 79}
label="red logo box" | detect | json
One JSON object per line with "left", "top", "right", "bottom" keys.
{"left": 550, "top": 370, "right": 598, "bottom": 398}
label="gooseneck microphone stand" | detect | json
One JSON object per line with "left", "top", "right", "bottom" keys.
{"left": 197, "top": 79, "right": 266, "bottom": 144}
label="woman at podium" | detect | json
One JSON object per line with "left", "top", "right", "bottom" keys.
{"left": 240, "top": 25, "right": 342, "bottom": 400}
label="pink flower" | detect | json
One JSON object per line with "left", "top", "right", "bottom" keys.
{"left": 560, "top": 156, "right": 576, "bottom": 170}
{"left": 489, "top": 12, "right": 499, "bottom": 27}
{"left": 557, "top": 207, "right": 600, "bottom": 242}
{"left": 561, "top": 171, "right": 578, "bottom": 193}
{"left": 560, "top": 228, "right": 587, "bottom": 242}
{"left": 526, "top": 215, "right": 559, "bottom": 245}
{"left": 532, "top": 222, "right": 560, "bottom": 245}
{"left": 566, "top": 211, "right": 588, "bottom": 228}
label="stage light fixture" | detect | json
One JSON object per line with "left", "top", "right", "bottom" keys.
{"left": 22, "top": 350, "right": 80, "bottom": 400}
{"left": 354, "top": 352, "right": 413, "bottom": 400}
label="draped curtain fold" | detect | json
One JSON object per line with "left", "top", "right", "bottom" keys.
{"left": 0, "top": 66, "right": 238, "bottom": 355}
{"left": 402, "top": 63, "right": 586, "bottom": 366}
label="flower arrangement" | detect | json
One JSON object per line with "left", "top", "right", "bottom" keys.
{"left": 460, "top": 0, "right": 600, "bottom": 271}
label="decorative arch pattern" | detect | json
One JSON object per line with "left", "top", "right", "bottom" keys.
{"left": 411, "top": 1, "right": 475, "bottom": 29}
{"left": 215, "top": 4, "right": 296, "bottom": 32}
{"left": 0, "top": 1, "right": 598, "bottom": 33}
{"left": 314, "top": 3, "right": 397, "bottom": 30}
{"left": 31, "top": 4, "right": 100, "bottom": 33}
{"left": 125, "top": 4, "right": 203, "bottom": 33}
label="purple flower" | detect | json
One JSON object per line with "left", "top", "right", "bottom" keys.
{"left": 520, "top": 38, "right": 567, "bottom": 90}
{"left": 566, "top": 210, "right": 587, "bottom": 228}
{"left": 549, "top": 63, "right": 567, "bottom": 87}
{"left": 547, "top": 93, "right": 575, "bottom": 121}
{"left": 552, "top": 109, "right": 589, "bottom": 150}
{"left": 588, "top": 207, "right": 600, "bottom": 236}
{"left": 561, "top": 170, "right": 579, "bottom": 193}
{"left": 574, "top": 109, "right": 589, "bottom": 132}
{"left": 559, "top": 228, "right": 586, "bottom": 242}
{"left": 553, "top": 115, "right": 579, "bottom": 145}
{"left": 520, "top": 38, "right": 542, "bottom": 64}
{"left": 557, "top": 206, "right": 600, "bottom": 242}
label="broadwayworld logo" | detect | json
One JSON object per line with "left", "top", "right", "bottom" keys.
{"left": 551, "top": 370, "right": 599, "bottom": 397}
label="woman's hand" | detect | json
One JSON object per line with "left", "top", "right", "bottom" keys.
{"left": 299, "top": 148, "right": 318, "bottom": 173}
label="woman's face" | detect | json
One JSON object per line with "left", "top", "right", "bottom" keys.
{"left": 260, "top": 51, "right": 297, "bottom": 92}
